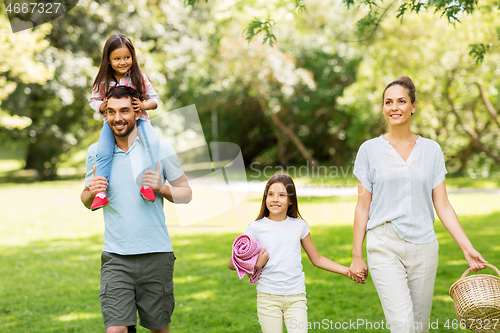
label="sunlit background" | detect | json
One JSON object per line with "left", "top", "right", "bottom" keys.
{"left": 0, "top": 0, "right": 499, "bottom": 181}
{"left": 1, "top": 1, "right": 500, "bottom": 332}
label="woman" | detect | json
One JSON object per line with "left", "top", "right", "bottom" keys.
{"left": 348, "top": 76, "right": 487, "bottom": 333}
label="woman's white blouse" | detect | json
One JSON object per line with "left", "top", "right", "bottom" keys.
{"left": 353, "top": 135, "right": 447, "bottom": 244}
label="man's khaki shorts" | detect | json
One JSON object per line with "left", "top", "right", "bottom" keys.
{"left": 100, "top": 251, "right": 175, "bottom": 330}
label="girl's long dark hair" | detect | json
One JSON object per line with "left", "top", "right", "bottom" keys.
{"left": 256, "top": 174, "right": 303, "bottom": 220}
{"left": 92, "top": 34, "right": 146, "bottom": 100}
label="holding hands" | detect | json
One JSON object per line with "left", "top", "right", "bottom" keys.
{"left": 348, "top": 257, "right": 368, "bottom": 284}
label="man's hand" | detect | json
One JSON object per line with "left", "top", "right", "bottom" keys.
{"left": 89, "top": 165, "right": 108, "bottom": 196}
{"left": 146, "top": 163, "right": 191, "bottom": 204}
{"left": 143, "top": 161, "right": 166, "bottom": 192}
{"left": 81, "top": 165, "right": 108, "bottom": 209}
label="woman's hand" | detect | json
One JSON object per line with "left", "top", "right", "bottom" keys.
{"left": 432, "top": 182, "right": 486, "bottom": 272}
{"left": 463, "top": 248, "right": 487, "bottom": 272}
{"left": 348, "top": 257, "right": 368, "bottom": 284}
{"left": 255, "top": 248, "right": 269, "bottom": 271}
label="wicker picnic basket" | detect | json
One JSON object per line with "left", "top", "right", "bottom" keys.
{"left": 449, "top": 263, "right": 500, "bottom": 333}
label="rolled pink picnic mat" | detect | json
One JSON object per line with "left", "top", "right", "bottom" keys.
{"left": 232, "top": 234, "right": 263, "bottom": 284}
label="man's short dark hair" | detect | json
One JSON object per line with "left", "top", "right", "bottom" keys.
{"left": 105, "top": 86, "right": 141, "bottom": 101}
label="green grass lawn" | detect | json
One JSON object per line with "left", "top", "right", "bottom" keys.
{"left": 0, "top": 181, "right": 499, "bottom": 332}
{"left": 2, "top": 140, "right": 500, "bottom": 189}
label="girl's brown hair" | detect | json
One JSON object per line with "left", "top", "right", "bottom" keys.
{"left": 92, "top": 34, "right": 146, "bottom": 100}
{"left": 256, "top": 174, "right": 303, "bottom": 220}
{"left": 382, "top": 75, "right": 416, "bottom": 105}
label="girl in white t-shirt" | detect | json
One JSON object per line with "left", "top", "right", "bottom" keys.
{"left": 229, "top": 174, "right": 365, "bottom": 333}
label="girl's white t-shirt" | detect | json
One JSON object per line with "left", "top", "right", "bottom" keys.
{"left": 244, "top": 216, "right": 310, "bottom": 295}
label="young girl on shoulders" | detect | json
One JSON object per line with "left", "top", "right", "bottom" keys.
{"left": 89, "top": 34, "right": 161, "bottom": 211}
{"left": 229, "top": 174, "right": 364, "bottom": 333}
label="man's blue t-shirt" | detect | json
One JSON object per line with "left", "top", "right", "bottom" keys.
{"left": 85, "top": 137, "right": 184, "bottom": 255}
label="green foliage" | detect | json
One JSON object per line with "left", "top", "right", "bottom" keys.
{"left": 184, "top": 0, "right": 207, "bottom": 5}
{"left": 1, "top": 0, "right": 209, "bottom": 179}
{"left": 170, "top": 0, "right": 363, "bottom": 167}
{"left": 238, "top": 0, "right": 307, "bottom": 46}
{"left": 222, "top": 0, "right": 499, "bottom": 63}
{"left": 296, "top": 0, "right": 306, "bottom": 13}
{"left": 469, "top": 43, "right": 492, "bottom": 64}
{"left": 396, "top": 0, "right": 427, "bottom": 19}
{"left": 431, "top": 0, "right": 479, "bottom": 20}
{"left": 349, "top": 0, "right": 497, "bottom": 63}
{"left": 355, "top": 9, "right": 382, "bottom": 37}
{"left": 0, "top": 12, "right": 54, "bottom": 166}
{"left": 2, "top": 0, "right": 500, "bottom": 179}
{"left": 339, "top": 6, "right": 500, "bottom": 175}
{"left": 244, "top": 17, "right": 277, "bottom": 46}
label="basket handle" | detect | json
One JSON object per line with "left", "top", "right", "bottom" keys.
{"left": 460, "top": 263, "right": 500, "bottom": 279}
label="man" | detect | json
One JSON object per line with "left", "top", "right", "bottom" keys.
{"left": 81, "top": 86, "right": 192, "bottom": 333}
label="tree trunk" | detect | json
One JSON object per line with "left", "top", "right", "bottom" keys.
{"left": 476, "top": 83, "right": 500, "bottom": 128}
{"left": 443, "top": 89, "right": 500, "bottom": 164}
{"left": 457, "top": 141, "right": 473, "bottom": 175}
{"left": 257, "top": 98, "right": 317, "bottom": 166}
{"left": 24, "top": 142, "right": 39, "bottom": 170}
{"left": 273, "top": 127, "right": 288, "bottom": 166}
{"left": 269, "top": 112, "right": 317, "bottom": 165}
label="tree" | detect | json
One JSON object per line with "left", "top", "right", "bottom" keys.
{"left": 1, "top": 0, "right": 122, "bottom": 180}
{"left": 1, "top": 0, "right": 202, "bottom": 179}
{"left": 0, "top": 11, "right": 53, "bottom": 150}
{"left": 189, "top": 0, "right": 500, "bottom": 63}
{"left": 172, "top": 0, "right": 363, "bottom": 167}
{"left": 339, "top": 6, "right": 500, "bottom": 175}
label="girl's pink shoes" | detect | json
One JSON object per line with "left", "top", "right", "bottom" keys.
{"left": 91, "top": 192, "right": 109, "bottom": 211}
{"left": 140, "top": 187, "right": 156, "bottom": 202}
{"left": 91, "top": 188, "right": 154, "bottom": 211}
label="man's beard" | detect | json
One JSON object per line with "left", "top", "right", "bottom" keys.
{"left": 110, "top": 120, "right": 136, "bottom": 137}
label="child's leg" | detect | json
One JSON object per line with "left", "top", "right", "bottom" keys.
{"left": 283, "top": 293, "right": 308, "bottom": 333}
{"left": 136, "top": 119, "right": 160, "bottom": 202}
{"left": 95, "top": 121, "right": 115, "bottom": 180}
{"left": 256, "top": 292, "right": 284, "bottom": 333}
{"left": 136, "top": 119, "right": 159, "bottom": 172}
{"left": 91, "top": 121, "right": 114, "bottom": 210}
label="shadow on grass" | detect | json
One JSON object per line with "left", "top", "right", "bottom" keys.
{"left": 1, "top": 211, "right": 498, "bottom": 333}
